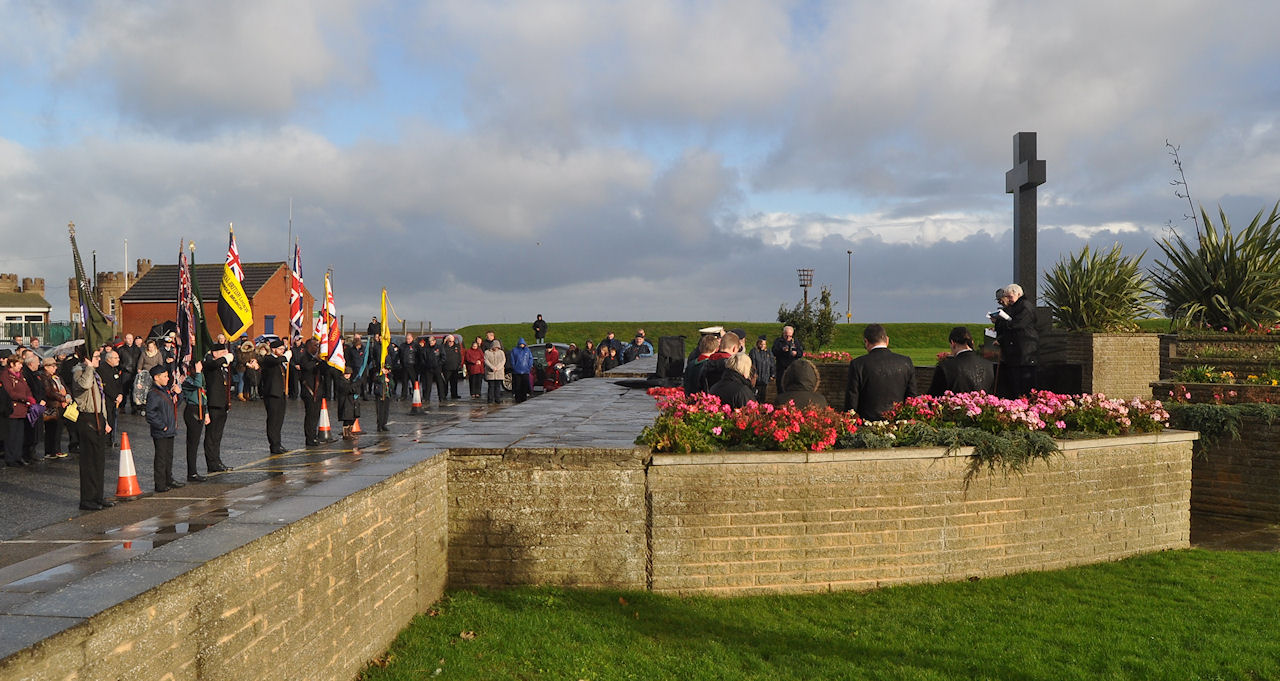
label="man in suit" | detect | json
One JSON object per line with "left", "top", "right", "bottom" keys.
{"left": 202, "top": 345, "right": 235, "bottom": 472}
{"left": 929, "top": 326, "right": 996, "bottom": 396}
{"left": 844, "top": 324, "right": 918, "bottom": 420}
{"left": 260, "top": 339, "right": 289, "bottom": 454}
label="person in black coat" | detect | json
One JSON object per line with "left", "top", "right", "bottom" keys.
{"left": 708, "top": 353, "right": 757, "bottom": 409}
{"left": 259, "top": 339, "right": 289, "bottom": 454}
{"left": 145, "top": 365, "right": 184, "bottom": 492}
{"left": 844, "top": 324, "right": 918, "bottom": 421}
{"left": 293, "top": 339, "right": 324, "bottom": 445}
{"left": 416, "top": 336, "right": 444, "bottom": 403}
{"left": 398, "top": 333, "right": 417, "bottom": 400}
{"left": 774, "top": 358, "right": 828, "bottom": 410}
{"left": 929, "top": 326, "right": 996, "bottom": 396}
{"left": 990, "top": 284, "right": 1039, "bottom": 398}
{"left": 772, "top": 326, "right": 804, "bottom": 391}
{"left": 201, "top": 345, "right": 235, "bottom": 472}
{"left": 439, "top": 335, "right": 463, "bottom": 399}
{"left": 532, "top": 315, "right": 548, "bottom": 344}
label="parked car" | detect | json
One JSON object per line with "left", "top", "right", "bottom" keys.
{"left": 503, "top": 342, "right": 578, "bottom": 393}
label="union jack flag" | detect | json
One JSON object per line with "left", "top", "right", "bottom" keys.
{"left": 226, "top": 231, "right": 245, "bottom": 281}
{"left": 290, "top": 241, "right": 304, "bottom": 341}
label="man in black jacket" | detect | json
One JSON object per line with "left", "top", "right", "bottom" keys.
{"left": 991, "top": 284, "right": 1039, "bottom": 398}
{"left": 772, "top": 326, "right": 804, "bottom": 391}
{"left": 398, "top": 332, "right": 417, "bottom": 401}
{"left": 844, "top": 324, "right": 918, "bottom": 420}
{"left": 929, "top": 326, "right": 995, "bottom": 396}
{"left": 202, "top": 345, "right": 235, "bottom": 471}
{"left": 532, "top": 315, "right": 548, "bottom": 345}
{"left": 260, "top": 339, "right": 288, "bottom": 454}
{"left": 292, "top": 339, "right": 324, "bottom": 445}
{"left": 440, "top": 335, "right": 463, "bottom": 399}
{"left": 416, "top": 336, "right": 444, "bottom": 403}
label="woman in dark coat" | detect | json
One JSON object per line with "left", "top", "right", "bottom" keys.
{"left": 578, "top": 340, "right": 596, "bottom": 378}
{"left": 773, "top": 359, "right": 828, "bottom": 410}
{"left": 708, "top": 353, "right": 757, "bottom": 409}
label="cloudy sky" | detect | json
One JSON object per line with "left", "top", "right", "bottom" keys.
{"left": 2, "top": 1, "right": 1279, "bottom": 329}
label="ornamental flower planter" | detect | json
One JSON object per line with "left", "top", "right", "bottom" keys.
{"left": 1151, "top": 381, "right": 1280, "bottom": 405}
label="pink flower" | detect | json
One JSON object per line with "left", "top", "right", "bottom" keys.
{"left": 1055, "top": 420, "right": 1066, "bottom": 429}
{"left": 711, "top": 426, "right": 722, "bottom": 435}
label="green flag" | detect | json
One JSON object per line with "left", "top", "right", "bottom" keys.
{"left": 68, "top": 222, "right": 113, "bottom": 351}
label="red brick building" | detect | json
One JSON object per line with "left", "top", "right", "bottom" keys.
{"left": 119, "top": 262, "right": 314, "bottom": 340}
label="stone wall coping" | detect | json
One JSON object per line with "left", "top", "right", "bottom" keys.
{"left": 649, "top": 429, "right": 1198, "bottom": 466}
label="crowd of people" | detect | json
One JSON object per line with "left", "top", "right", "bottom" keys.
{"left": 4, "top": 290, "right": 1039, "bottom": 513}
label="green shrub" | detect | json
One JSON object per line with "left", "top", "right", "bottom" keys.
{"left": 1042, "top": 244, "right": 1157, "bottom": 332}
{"left": 1151, "top": 203, "right": 1280, "bottom": 332}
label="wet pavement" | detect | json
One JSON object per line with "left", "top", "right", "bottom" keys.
{"left": 0, "top": 373, "right": 1277, "bottom": 659}
{"left": 0, "top": 378, "right": 659, "bottom": 658}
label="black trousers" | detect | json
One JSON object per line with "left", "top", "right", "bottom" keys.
{"left": 375, "top": 397, "right": 389, "bottom": 430}
{"left": 43, "top": 417, "right": 62, "bottom": 456}
{"left": 445, "top": 370, "right": 460, "bottom": 398}
{"left": 264, "top": 396, "right": 286, "bottom": 451}
{"left": 204, "top": 406, "right": 228, "bottom": 467}
{"left": 76, "top": 415, "right": 108, "bottom": 505}
{"left": 754, "top": 381, "right": 769, "bottom": 404}
{"left": 468, "top": 373, "right": 483, "bottom": 397}
{"left": 998, "top": 364, "right": 1038, "bottom": 400}
{"left": 302, "top": 395, "right": 321, "bottom": 443}
{"left": 183, "top": 403, "right": 204, "bottom": 475}
{"left": 513, "top": 372, "right": 530, "bottom": 402}
{"left": 153, "top": 437, "right": 174, "bottom": 490}
{"left": 399, "top": 368, "right": 416, "bottom": 400}
{"left": 487, "top": 379, "right": 502, "bottom": 403}
{"left": 5, "top": 417, "right": 25, "bottom": 465}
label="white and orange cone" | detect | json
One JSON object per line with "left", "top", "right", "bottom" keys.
{"left": 318, "top": 398, "right": 332, "bottom": 440}
{"left": 410, "top": 381, "right": 422, "bottom": 414}
{"left": 351, "top": 417, "right": 362, "bottom": 434}
{"left": 115, "top": 432, "right": 142, "bottom": 499}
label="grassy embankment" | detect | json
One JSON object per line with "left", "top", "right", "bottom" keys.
{"left": 455, "top": 319, "right": 1171, "bottom": 366}
{"left": 361, "top": 549, "right": 1279, "bottom": 681}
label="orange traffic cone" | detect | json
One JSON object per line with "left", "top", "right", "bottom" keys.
{"left": 351, "top": 417, "right": 362, "bottom": 434}
{"left": 318, "top": 398, "right": 332, "bottom": 440}
{"left": 115, "top": 432, "right": 142, "bottom": 499}
{"left": 410, "top": 381, "right": 422, "bottom": 414}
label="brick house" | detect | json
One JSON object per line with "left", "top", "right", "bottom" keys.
{"left": 118, "top": 262, "right": 314, "bottom": 340}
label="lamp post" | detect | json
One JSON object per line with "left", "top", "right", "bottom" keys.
{"left": 797, "top": 268, "right": 813, "bottom": 309}
{"left": 846, "top": 250, "right": 852, "bottom": 324}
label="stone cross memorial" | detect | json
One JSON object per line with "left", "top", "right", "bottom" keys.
{"left": 1005, "top": 131, "right": 1046, "bottom": 303}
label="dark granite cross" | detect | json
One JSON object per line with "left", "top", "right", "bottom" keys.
{"left": 1005, "top": 132, "right": 1046, "bottom": 303}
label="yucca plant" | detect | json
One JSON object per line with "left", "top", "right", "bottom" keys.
{"left": 1150, "top": 204, "right": 1280, "bottom": 333}
{"left": 1042, "top": 244, "right": 1158, "bottom": 332}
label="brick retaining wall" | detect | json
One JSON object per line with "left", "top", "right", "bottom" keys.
{"left": 1191, "top": 415, "right": 1280, "bottom": 522}
{"left": 646, "top": 435, "right": 1192, "bottom": 595}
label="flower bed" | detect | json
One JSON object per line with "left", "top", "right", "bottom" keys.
{"left": 638, "top": 388, "right": 1170, "bottom": 477}
{"left": 1154, "top": 381, "right": 1280, "bottom": 405}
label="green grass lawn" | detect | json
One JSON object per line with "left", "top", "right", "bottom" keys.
{"left": 450, "top": 320, "right": 1172, "bottom": 366}
{"left": 361, "top": 549, "right": 1278, "bottom": 681}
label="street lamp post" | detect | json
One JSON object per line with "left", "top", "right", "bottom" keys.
{"left": 846, "top": 250, "right": 852, "bottom": 324}
{"left": 797, "top": 268, "right": 813, "bottom": 309}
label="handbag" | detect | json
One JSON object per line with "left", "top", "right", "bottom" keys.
{"left": 26, "top": 403, "right": 44, "bottom": 426}
{"left": 63, "top": 401, "right": 79, "bottom": 422}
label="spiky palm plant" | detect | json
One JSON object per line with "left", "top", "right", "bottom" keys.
{"left": 1042, "top": 244, "right": 1157, "bottom": 332}
{"left": 1151, "top": 204, "right": 1280, "bottom": 333}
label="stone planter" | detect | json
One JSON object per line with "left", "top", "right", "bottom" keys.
{"left": 1040, "top": 331, "right": 1159, "bottom": 399}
